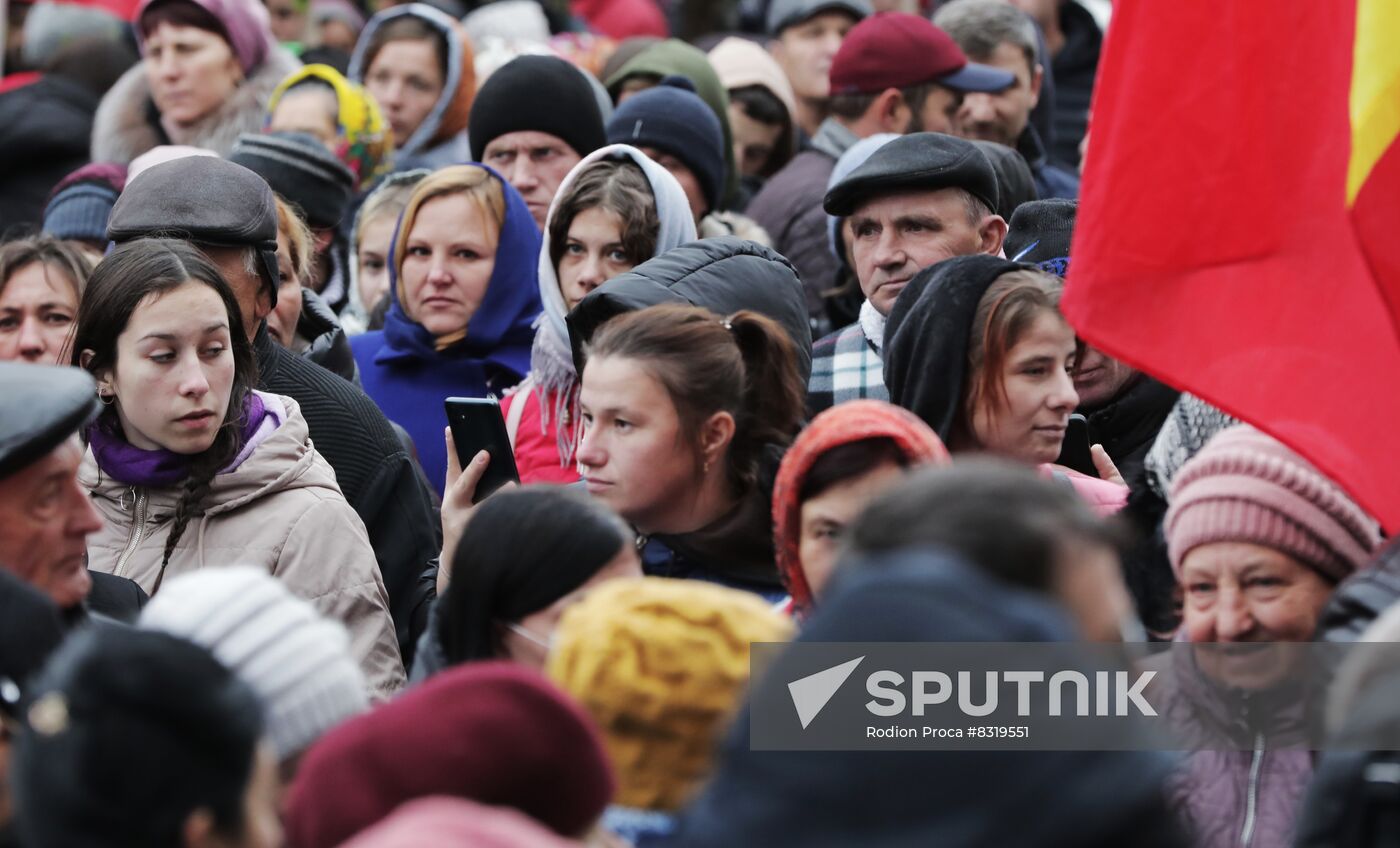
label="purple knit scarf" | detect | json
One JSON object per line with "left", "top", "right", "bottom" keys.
{"left": 89, "top": 392, "right": 267, "bottom": 487}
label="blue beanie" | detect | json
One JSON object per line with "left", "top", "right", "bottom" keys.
{"left": 607, "top": 76, "right": 724, "bottom": 215}
{"left": 43, "top": 182, "right": 121, "bottom": 243}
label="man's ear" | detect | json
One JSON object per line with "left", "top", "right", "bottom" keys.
{"left": 254, "top": 282, "right": 274, "bottom": 323}
{"left": 980, "top": 214, "right": 1009, "bottom": 256}
{"left": 873, "top": 88, "right": 908, "bottom": 134}
{"left": 1029, "top": 63, "right": 1044, "bottom": 109}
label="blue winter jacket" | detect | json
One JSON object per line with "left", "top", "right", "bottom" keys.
{"left": 351, "top": 166, "right": 542, "bottom": 493}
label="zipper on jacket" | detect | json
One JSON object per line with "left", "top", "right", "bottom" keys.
{"left": 114, "top": 488, "right": 148, "bottom": 579}
{"left": 1239, "top": 731, "right": 1265, "bottom": 848}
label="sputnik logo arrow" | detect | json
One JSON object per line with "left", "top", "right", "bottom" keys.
{"left": 788, "top": 656, "right": 865, "bottom": 729}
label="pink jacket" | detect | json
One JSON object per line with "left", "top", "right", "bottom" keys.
{"left": 1042, "top": 464, "right": 1128, "bottom": 515}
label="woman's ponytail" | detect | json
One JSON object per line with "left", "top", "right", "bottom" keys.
{"left": 726, "top": 310, "right": 805, "bottom": 479}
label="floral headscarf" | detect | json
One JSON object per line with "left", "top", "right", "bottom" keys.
{"left": 267, "top": 63, "right": 393, "bottom": 190}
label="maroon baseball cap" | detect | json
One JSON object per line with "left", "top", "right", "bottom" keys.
{"left": 829, "top": 12, "right": 1015, "bottom": 95}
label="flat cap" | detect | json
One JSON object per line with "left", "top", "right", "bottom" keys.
{"left": 0, "top": 363, "right": 99, "bottom": 481}
{"left": 107, "top": 156, "right": 281, "bottom": 303}
{"left": 767, "top": 0, "right": 870, "bottom": 35}
{"left": 823, "top": 131, "right": 999, "bottom": 218}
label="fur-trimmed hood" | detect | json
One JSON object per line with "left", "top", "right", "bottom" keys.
{"left": 91, "top": 47, "right": 301, "bottom": 165}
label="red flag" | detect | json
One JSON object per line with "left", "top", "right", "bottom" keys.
{"left": 1063, "top": 1, "right": 1400, "bottom": 532}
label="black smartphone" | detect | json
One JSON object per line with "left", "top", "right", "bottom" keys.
{"left": 1055, "top": 413, "right": 1099, "bottom": 478}
{"left": 444, "top": 397, "right": 521, "bottom": 502}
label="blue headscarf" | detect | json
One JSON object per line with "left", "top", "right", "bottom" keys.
{"left": 374, "top": 163, "right": 542, "bottom": 384}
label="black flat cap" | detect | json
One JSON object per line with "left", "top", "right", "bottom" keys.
{"left": 823, "top": 132, "right": 1000, "bottom": 218}
{"left": 107, "top": 157, "right": 281, "bottom": 305}
{"left": 0, "top": 363, "right": 99, "bottom": 481}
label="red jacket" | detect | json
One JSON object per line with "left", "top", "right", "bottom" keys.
{"left": 501, "top": 381, "right": 582, "bottom": 485}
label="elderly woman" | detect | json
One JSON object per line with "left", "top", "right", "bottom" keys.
{"left": 92, "top": 0, "right": 299, "bottom": 164}
{"left": 1159, "top": 425, "right": 1382, "bottom": 848}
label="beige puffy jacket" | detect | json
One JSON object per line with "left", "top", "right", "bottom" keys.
{"left": 81, "top": 392, "right": 405, "bottom": 698}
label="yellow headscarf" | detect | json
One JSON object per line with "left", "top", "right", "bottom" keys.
{"left": 267, "top": 64, "right": 394, "bottom": 190}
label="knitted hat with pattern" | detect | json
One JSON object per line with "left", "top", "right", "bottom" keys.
{"left": 1165, "top": 425, "right": 1382, "bottom": 583}
{"left": 546, "top": 577, "right": 793, "bottom": 811}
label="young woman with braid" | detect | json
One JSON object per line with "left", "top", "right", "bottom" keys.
{"left": 72, "top": 238, "right": 405, "bottom": 697}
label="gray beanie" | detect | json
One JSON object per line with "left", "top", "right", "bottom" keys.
{"left": 139, "top": 567, "right": 369, "bottom": 761}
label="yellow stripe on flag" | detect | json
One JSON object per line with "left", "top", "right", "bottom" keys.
{"left": 1348, "top": 0, "right": 1400, "bottom": 205}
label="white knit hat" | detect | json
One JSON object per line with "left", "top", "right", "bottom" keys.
{"left": 139, "top": 567, "right": 369, "bottom": 761}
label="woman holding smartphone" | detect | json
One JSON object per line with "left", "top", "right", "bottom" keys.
{"left": 882, "top": 254, "right": 1127, "bottom": 514}
{"left": 350, "top": 165, "right": 541, "bottom": 492}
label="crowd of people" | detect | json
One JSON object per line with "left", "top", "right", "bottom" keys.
{"left": 0, "top": 0, "right": 1390, "bottom": 846}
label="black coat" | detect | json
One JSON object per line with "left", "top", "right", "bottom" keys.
{"left": 253, "top": 324, "right": 439, "bottom": 665}
{"left": 1082, "top": 376, "right": 1179, "bottom": 487}
{"left": 0, "top": 74, "right": 95, "bottom": 235}
{"left": 566, "top": 236, "right": 813, "bottom": 384}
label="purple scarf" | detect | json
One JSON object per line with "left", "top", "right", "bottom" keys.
{"left": 90, "top": 393, "right": 268, "bottom": 487}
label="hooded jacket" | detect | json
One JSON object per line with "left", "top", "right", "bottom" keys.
{"left": 604, "top": 39, "right": 740, "bottom": 209}
{"left": 670, "top": 550, "right": 1182, "bottom": 848}
{"left": 350, "top": 166, "right": 542, "bottom": 492}
{"left": 91, "top": 46, "right": 301, "bottom": 165}
{"left": 80, "top": 392, "right": 406, "bottom": 698}
{"left": 771, "top": 400, "right": 949, "bottom": 617}
{"left": 707, "top": 36, "right": 797, "bottom": 180}
{"left": 567, "top": 237, "right": 813, "bottom": 593}
{"left": 348, "top": 4, "right": 474, "bottom": 172}
{"left": 883, "top": 254, "right": 1127, "bottom": 514}
{"left": 500, "top": 144, "right": 696, "bottom": 484}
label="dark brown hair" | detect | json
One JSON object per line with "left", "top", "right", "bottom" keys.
{"left": 798, "top": 437, "right": 909, "bottom": 503}
{"left": 960, "top": 268, "right": 1067, "bottom": 435}
{"left": 548, "top": 158, "right": 660, "bottom": 274}
{"left": 363, "top": 15, "right": 448, "bottom": 80}
{"left": 71, "top": 238, "right": 258, "bottom": 579}
{"left": 584, "top": 303, "right": 805, "bottom": 494}
{"left": 138, "top": 0, "right": 230, "bottom": 45}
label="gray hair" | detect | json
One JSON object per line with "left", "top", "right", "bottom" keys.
{"left": 933, "top": 0, "right": 1040, "bottom": 73}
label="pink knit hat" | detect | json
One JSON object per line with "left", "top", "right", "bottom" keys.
{"left": 1165, "top": 425, "right": 1381, "bottom": 582}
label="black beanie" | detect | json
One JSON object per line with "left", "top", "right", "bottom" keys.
{"left": 228, "top": 132, "right": 356, "bottom": 230}
{"left": 606, "top": 76, "right": 725, "bottom": 215}
{"left": 883, "top": 254, "right": 1028, "bottom": 441}
{"left": 468, "top": 55, "right": 606, "bottom": 162}
{"left": 1005, "top": 198, "right": 1077, "bottom": 272}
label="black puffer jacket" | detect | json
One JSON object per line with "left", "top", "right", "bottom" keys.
{"left": 297, "top": 288, "right": 358, "bottom": 383}
{"left": 566, "top": 236, "right": 813, "bottom": 384}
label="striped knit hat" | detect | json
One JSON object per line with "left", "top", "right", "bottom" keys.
{"left": 1165, "top": 425, "right": 1382, "bottom": 583}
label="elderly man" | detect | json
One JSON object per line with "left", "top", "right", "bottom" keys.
{"left": 468, "top": 55, "right": 606, "bottom": 230}
{"left": 807, "top": 132, "right": 1006, "bottom": 414}
{"left": 0, "top": 362, "right": 145, "bottom": 625}
{"left": 106, "top": 157, "right": 440, "bottom": 665}
{"left": 749, "top": 12, "right": 1014, "bottom": 334}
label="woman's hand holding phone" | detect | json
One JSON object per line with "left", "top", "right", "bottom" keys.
{"left": 438, "top": 427, "right": 515, "bottom": 595}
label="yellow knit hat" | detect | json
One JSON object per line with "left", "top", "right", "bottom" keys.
{"left": 266, "top": 64, "right": 394, "bottom": 190}
{"left": 547, "top": 577, "right": 793, "bottom": 812}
